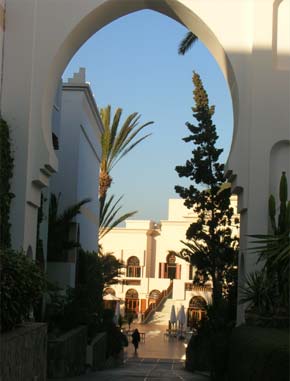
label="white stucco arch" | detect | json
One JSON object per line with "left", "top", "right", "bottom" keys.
{"left": 0, "top": 0, "right": 289, "bottom": 324}
{"left": 42, "top": 0, "right": 239, "bottom": 178}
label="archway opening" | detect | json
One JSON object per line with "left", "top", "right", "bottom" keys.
{"left": 43, "top": 2, "right": 239, "bottom": 328}
{"left": 44, "top": 1, "right": 238, "bottom": 183}
{"left": 187, "top": 296, "right": 207, "bottom": 328}
{"left": 149, "top": 289, "right": 161, "bottom": 306}
{"left": 125, "top": 288, "right": 139, "bottom": 317}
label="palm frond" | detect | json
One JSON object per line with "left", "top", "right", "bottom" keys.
{"left": 109, "top": 107, "right": 123, "bottom": 151}
{"left": 99, "top": 211, "right": 137, "bottom": 240}
{"left": 56, "top": 198, "right": 91, "bottom": 226}
{"left": 111, "top": 133, "right": 152, "bottom": 170}
{"left": 178, "top": 31, "right": 198, "bottom": 55}
{"left": 99, "top": 105, "right": 154, "bottom": 195}
{"left": 111, "top": 113, "right": 140, "bottom": 155}
{"left": 99, "top": 193, "right": 137, "bottom": 240}
{"left": 108, "top": 119, "right": 153, "bottom": 170}
{"left": 47, "top": 194, "right": 91, "bottom": 261}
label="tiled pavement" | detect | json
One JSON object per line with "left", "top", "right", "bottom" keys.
{"left": 49, "top": 324, "right": 210, "bottom": 380}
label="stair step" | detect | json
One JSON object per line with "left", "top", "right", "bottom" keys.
{"left": 145, "top": 298, "right": 185, "bottom": 325}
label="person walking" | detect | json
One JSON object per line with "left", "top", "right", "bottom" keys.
{"left": 131, "top": 328, "right": 141, "bottom": 354}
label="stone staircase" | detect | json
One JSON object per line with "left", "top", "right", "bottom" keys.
{"left": 146, "top": 297, "right": 182, "bottom": 326}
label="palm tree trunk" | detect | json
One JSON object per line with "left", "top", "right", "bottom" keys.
{"left": 99, "top": 170, "right": 112, "bottom": 199}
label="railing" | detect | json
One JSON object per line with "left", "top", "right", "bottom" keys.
{"left": 141, "top": 281, "right": 173, "bottom": 323}
{"left": 122, "top": 279, "right": 141, "bottom": 286}
{"left": 184, "top": 282, "right": 212, "bottom": 292}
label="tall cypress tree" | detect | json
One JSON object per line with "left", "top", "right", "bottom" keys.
{"left": 175, "top": 72, "right": 238, "bottom": 309}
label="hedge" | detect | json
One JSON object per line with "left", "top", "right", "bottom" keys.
{"left": 227, "top": 325, "right": 289, "bottom": 381}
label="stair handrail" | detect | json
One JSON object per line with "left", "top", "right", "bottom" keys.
{"left": 141, "top": 280, "right": 173, "bottom": 323}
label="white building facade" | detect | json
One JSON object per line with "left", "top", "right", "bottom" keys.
{"left": 101, "top": 196, "right": 239, "bottom": 327}
{"left": 47, "top": 68, "right": 103, "bottom": 288}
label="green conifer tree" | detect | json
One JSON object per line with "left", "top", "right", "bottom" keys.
{"left": 175, "top": 72, "right": 238, "bottom": 310}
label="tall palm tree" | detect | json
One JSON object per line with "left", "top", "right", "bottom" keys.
{"left": 99, "top": 105, "right": 153, "bottom": 200}
{"left": 178, "top": 31, "right": 198, "bottom": 55}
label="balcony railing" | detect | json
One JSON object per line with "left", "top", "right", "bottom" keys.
{"left": 122, "top": 279, "right": 141, "bottom": 286}
{"left": 185, "top": 282, "right": 212, "bottom": 292}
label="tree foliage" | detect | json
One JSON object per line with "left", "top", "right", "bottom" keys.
{"left": 47, "top": 193, "right": 91, "bottom": 261}
{"left": 98, "top": 251, "right": 124, "bottom": 286}
{"left": 241, "top": 172, "right": 290, "bottom": 322}
{"left": 175, "top": 72, "right": 238, "bottom": 308}
{"left": 46, "top": 249, "right": 104, "bottom": 337}
{"left": 0, "top": 248, "right": 46, "bottom": 332}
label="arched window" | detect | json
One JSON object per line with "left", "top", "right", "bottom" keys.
{"left": 159, "top": 252, "right": 181, "bottom": 279}
{"left": 187, "top": 296, "right": 207, "bottom": 328}
{"left": 126, "top": 289, "right": 139, "bottom": 299}
{"left": 189, "top": 296, "right": 207, "bottom": 310}
{"left": 149, "top": 289, "right": 161, "bottom": 306}
{"left": 125, "top": 289, "right": 139, "bottom": 316}
{"left": 167, "top": 253, "right": 176, "bottom": 264}
{"left": 103, "top": 287, "right": 115, "bottom": 296}
{"left": 127, "top": 256, "right": 141, "bottom": 277}
{"left": 166, "top": 253, "right": 177, "bottom": 280}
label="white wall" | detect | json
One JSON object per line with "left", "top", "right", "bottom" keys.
{"left": 77, "top": 127, "right": 99, "bottom": 251}
{"left": 50, "top": 91, "right": 81, "bottom": 207}
{"left": 50, "top": 69, "right": 103, "bottom": 253}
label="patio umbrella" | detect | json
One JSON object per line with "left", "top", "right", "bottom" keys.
{"left": 177, "top": 305, "right": 186, "bottom": 329}
{"left": 170, "top": 305, "right": 177, "bottom": 325}
{"left": 103, "top": 293, "right": 120, "bottom": 301}
{"left": 114, "top": 301, "right": 120, "bottom": 325}
{"left": 177, "top": 305, "right": 186, "bottom": 339}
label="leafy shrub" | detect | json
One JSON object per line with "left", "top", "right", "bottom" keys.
{"left": 228, "top": 325, "right": 289, "bottom": 381}
{"left": 241, "top": 172, "right": 290, "bottom": 327}
{"left": 186, "top": 301, "right": 235, "bottom": 380}
{"left": 0, "top": 248, "right": 46, "bottom": 332}
{"left": 102, "top": 309, "right": 128, "bottom": 358}
{"left": 45, "top": 250, "right": 104, "bottom": 340}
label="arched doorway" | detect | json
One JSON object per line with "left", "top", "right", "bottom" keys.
{"left": 187, "top": 296, "right": 207, "bottom": 328}
{"left": 126, "top": 256, "right": 141, "bottom": 278}
{"left": 148, "top": 289, "right": 161, "bottom": 306}
{"left": 103, "top": 287, "right": 118, "bottom": 310}
{"left": 125, "top": 289, "right": 139, "bottom": 317}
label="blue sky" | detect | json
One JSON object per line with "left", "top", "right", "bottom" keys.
{"left": 63, "top": 10, "right": 233, "bottom": 222}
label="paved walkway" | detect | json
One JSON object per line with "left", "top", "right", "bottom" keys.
{"left": 124, "top": 324, "right": 188, "bottom": 360}
{"left": 52, "top": 324, "right": 210, "bottom": 380}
